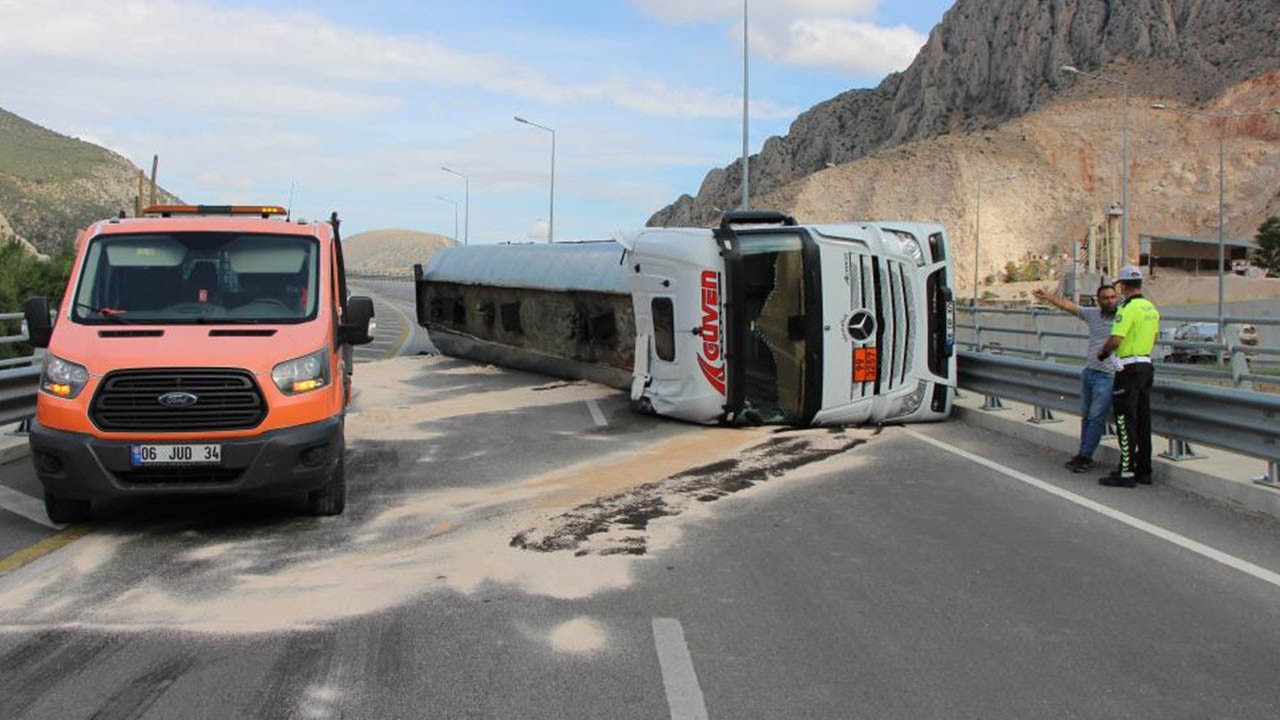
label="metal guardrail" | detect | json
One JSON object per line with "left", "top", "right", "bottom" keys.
{"left": 959, "top": 350, "right": 1280, "bottom": 487}
{"left": 0, "top": 366, "right": 40, "bottom": 427}
{"left": 957, "top": 306, "right": 1279, "bottom": 390}
{"left": 0, "top": 312, "right": 42, "bottom": 428}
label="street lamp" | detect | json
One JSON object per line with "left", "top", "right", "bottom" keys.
{"left": 1061, "top": 65, "right": 1131, "bottom": 264}
{"left": 1149, "top": 103, "right": 1280, "bottom": 339}
{"left": 973, "top": 175, "right": 1016, "bottom": 306}
{"left": 514, "top": 116, "right": 555, "bottom": 243}
{"left": 741, "top": 0, "right": 750, "bottom": 211}
{"left": 441, "top": 166, "right": 469, "bottom": 245}
{"left": 435, "top": 195, "right": 458, "bottom": 244}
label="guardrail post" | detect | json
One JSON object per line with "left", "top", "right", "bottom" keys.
{"left": 1032, "top": 309, "right": 1048, "bottom": 361}
{"left": 973, "top": 307, "right": 985, "bottom": 353}
{"left": 11, "top": 417, "right": 31, "bottom": 435}
{"left": 1029, "top": 406, "right": 1061, "bottom": 424}
{"left": 1159, "top": 437, "right": 1206, "bottom": 462}
{"left": 1254, "top": 461, "right": 1280, "bottom": 489}
{"left": 981, "top": 394, "right": 1007, "bottom": 412}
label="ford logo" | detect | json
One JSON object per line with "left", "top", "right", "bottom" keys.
{"left": 157, "top": 391, "right": 199, "bottom": 408}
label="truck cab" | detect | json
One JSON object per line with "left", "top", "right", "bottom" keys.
{"left": 22, "top": 205, "right": 375, "bottom": 522}
{"left": 624, "top": 211, "right": 955, "bottom": 426}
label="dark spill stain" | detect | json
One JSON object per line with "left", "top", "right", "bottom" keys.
{"left": 511, "top": 434, "right": 869, "bottom": 556}
{"left": 90, "top": 655, "right": 197, "bottom": 720}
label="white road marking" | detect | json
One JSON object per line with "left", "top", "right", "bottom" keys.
{"left": 0, "top": 485, "right": 62, "bottom": 530}
{"left": 586, "top": 399, "right": 608, "bottom": 427}
{"left": 903, "top": 428, "right": 1280, "bottom": 590}
{"left": 652, "top": 618, "right": 709, "bottom": 720}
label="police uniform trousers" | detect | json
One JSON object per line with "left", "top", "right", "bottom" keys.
{"left": 1112, "top": 361, "right": 1154, "bottom": 478}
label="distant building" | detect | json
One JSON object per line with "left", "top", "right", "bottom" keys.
{"left": 1139, "top": 233, "right": 1260, "bottom": 275}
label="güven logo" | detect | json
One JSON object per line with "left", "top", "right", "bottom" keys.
{"left": 696, "top": 270, "right": 726, "bottom": 396}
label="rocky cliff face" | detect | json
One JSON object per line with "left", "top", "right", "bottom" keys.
{"left": 0, "top": 107, "right": 180, "bottom": 254}
{"left": 649, "top": 0, "right": 1280, "bottom": 227}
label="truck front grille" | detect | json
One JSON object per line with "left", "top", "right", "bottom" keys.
{"left": 91, "top": 369, "right": 267, "bottom": 432}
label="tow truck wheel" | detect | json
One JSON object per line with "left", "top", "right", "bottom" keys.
{"left": 44, "top": 492, "right": 90, "bottom": 524}
{"left": 307, "top": 447, "right": 346, "bottom": 516}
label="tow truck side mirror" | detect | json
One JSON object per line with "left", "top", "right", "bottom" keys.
{"left": 23, "top": 297, "right": 52, "bottom": 349}
{"left": 340, "top": 296, "right": 375, "bottom": 346}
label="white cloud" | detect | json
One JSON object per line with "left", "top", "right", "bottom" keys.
{"left": 629, "top": 0, "right": 924, "bottom": 75}
{"left": 0, "top": 0, "right": 785, "bottom": 119}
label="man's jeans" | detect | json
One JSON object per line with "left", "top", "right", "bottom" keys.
{"left": 1079, "top": 368, "right": 1115, "bottom": 460}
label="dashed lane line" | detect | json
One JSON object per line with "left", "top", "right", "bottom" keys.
{"left": 0, "top": 485, "right": 61, "bottom": 530}
{"left": 586, "top": 399, "right": 608, "bottom": 427}
{"left": 902, "top": 428, "right": 1280, "bottom": 591}
{"left": 652, "top": 618, "right": 709, "bottom": 720}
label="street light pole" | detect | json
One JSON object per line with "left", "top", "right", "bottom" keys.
{"left": 441, "top": 166, "right": 469, "bottom": 245}
{"left": 515, "top": 116, "right": 555, "bottom": 243}
{"left": 741, "top": 0, "right": 750, "bottom": 211}
{"left": 1150, "top": 104, "right": 1280, "bottom": 341}
{"left": 973, "top": 175, "right": 1015, "bottom": 306}
{"left": 1061, "top": 65, "right": 1130, "bottom": 263}
{"left": 435, "top": 195, "right": 458, "bottom": 243}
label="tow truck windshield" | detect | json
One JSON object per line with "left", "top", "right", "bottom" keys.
{"left": 733, "top": 231, "right": 814, "bottom": 424}
{"left": 71, "top": 233, "right": 320, "bottom": 325}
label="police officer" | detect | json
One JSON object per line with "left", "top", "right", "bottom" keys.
{"left": 1096, "top": 266, "right": 1160, "bottom": 487}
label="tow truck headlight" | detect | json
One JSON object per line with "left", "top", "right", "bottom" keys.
{"left": 272, "top": 349, "right": 329, "bottom": 395}
{"left": 40, "top": 355, "right": 90, "bottom": 399}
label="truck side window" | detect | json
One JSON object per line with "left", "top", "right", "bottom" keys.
{"left": 652, "top": 297, "right": 675, "bottom": 361}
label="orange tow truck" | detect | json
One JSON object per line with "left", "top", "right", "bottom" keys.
{"left": 22, "top": 205, "right": 375, "bottom": 522}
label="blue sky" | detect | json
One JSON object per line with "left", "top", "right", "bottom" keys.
{"left": 0, "top": 0, "right": 953, "bottom": 242}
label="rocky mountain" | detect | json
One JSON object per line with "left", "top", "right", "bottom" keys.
{"left": 753, "top": 69, "right": 1280, "bottom": 293}
{"left": 650, "top": 0, "right": 1280, "bottom": 228}
{"left": 0, "top": 107, "right": 180, "bottom": 254}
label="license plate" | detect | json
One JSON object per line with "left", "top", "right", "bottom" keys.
{"left": 945, "top": 299, "right": 955, "bottom": 346}
{"left": 131, "top": 444, "right": 221, "bottom": 466}
{"left": 853, "top": 347, "right": 879, "bottom": 383}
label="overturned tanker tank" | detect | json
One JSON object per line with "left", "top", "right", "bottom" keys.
{"left": 415, "top": 211, "right": 957, "bottom": 427}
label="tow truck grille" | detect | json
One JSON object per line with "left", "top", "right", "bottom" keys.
{"left": 91, "top": 369, "right": 266, "bottom": 432}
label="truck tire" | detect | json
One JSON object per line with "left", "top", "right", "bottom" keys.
{"left": 44, "top": 492, "right": 90, "bottom": 524}
{"left": 307, "top": 447, "right": 346, "bottom": 516}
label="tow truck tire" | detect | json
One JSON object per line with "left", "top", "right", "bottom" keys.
{"left": 44, "top": 492, "right": 90, "bottom": 524}
{"left": 307, "top": 447, "right": 346, "bottom": 516}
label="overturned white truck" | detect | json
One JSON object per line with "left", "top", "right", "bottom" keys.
{"left": 414, "top": 211, "right": 955, "bottom": 426}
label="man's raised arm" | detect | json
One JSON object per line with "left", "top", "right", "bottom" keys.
{"left": 1032, "top": 287, "right": 1079, "bottom": 316}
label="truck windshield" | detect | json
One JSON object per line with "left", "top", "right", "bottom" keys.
{"left": 735, "top": 232, "right": 809, "bottom": 423}
{"left": 71, "top": 232, "right": 320, "bottom": 324}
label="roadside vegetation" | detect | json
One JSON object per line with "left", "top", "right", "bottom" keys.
{"left": 0, "top": 236, "right": 73, "bottom": 359}
{"left": 1254, "top": 215, "right": 1280, "bottom": 276}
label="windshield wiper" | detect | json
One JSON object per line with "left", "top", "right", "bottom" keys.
{"left": 75, "top": 302, "right": 132, "bottom": 323}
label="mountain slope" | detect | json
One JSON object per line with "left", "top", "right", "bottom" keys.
{"left": 650, "top": 0, "right": 1280, "bottom": 227}
{"left": 343, "top": 229, "right": 456, "bottom": 276}
{"left": 0, "top": 107, "right": 180, "bottom": 253}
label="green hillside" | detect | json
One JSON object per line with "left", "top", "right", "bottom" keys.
{"left": 0, "top": 106, "right": 180, "bottom": 255}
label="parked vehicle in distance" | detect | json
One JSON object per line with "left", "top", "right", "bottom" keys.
{"left": 1161, "top": 322, "right": 1259, "bottom": 364}
{"left": 22, "top": 205, "right": 376, "bottom": 522}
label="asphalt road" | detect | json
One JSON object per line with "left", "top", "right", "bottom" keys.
{"left": 348, "top": 279, "right": 436, "bottom": 362}
{"left": 2, "top": 353, "right": 1280, "bottom": 719}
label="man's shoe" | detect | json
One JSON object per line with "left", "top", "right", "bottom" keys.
{"left": 1135, "top": 474, "right": 1153, "bottom": 485}
{"left": 1070, "top": 458, "right": 1095, "bottom": 473}
{"left": 1064, "top": 455, "right": 1087, "bottom": 469}
{"left": 1099, "top": 473, "right": 1136, "bottom": 488}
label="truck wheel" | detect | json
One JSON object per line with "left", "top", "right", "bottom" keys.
{"left": 44, "top": 492, "right": 90, "bottom": 524}
{"left": 307, "top": 448, "right": 346, "bottom": 516}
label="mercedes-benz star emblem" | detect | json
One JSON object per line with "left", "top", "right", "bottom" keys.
{"left": 846, "top": 310, "right": 876, "bottom": 342}
{"left": 157, "top": 391, "right": 199, "bottom": 408}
